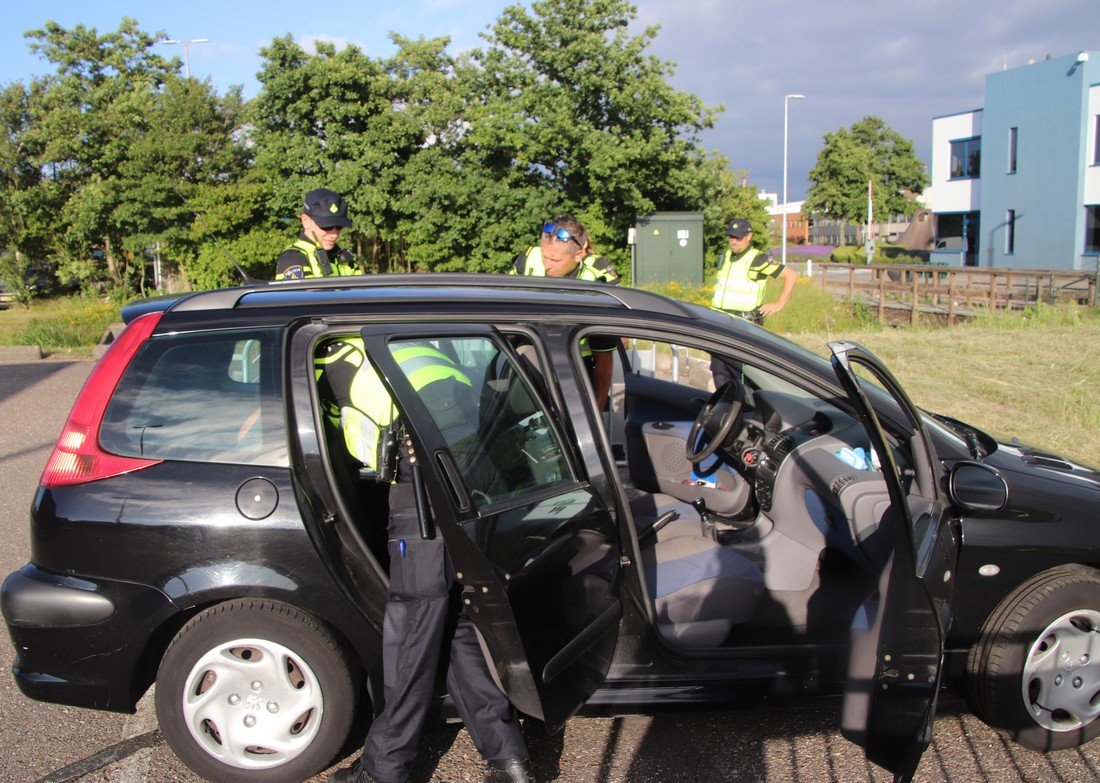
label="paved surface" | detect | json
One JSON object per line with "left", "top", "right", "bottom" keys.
{"left": 0, "top": 359, "right": 1096, "bottom": 783}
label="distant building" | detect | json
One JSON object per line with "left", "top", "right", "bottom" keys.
{"left": 931, "top": 51, "right": 1099, "bottom": 269}
{"left": 765, "top": 198, "right": 810, "bottom": 244}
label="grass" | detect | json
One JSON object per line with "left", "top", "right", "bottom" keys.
{"left": 0, "top": 297, "right": 121, "bottom": 356}
{"left": 782, "top": 311, "right": 1100, "bottom": 469}
{"left": 642, "top": 279, "right": 1100, "bottom": 468}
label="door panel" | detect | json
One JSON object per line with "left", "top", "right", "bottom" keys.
{"left": 359, "top": 326, "right": 622, "bottom": 729}
{"left": 829, "top": 341, "right": 957, "bottom": 781}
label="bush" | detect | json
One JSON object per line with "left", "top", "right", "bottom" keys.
{"left": 14, "top": 300, "right": 120, "bottom": 349}
{"left": 830, "top": 246, "right": 865, "bottom": 264}
{"left": 186, "top": 229, "right": 287, "bottom": 290}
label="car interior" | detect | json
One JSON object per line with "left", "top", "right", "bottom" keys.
{"left": 314, "top": 329, "right": 906, "bottom": 658}
{"left": 602, "top": 334, "right": 901, "bottom": 651}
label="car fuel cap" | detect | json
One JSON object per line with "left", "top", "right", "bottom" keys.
{"left": 236, "top": 478, "right": 279, "bottom": 520}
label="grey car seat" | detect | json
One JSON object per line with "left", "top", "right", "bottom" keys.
{"left": 628, "top": 493, "right": 706, "bottom": 543}
{"left": 640, "top": 533, "right": 765, "bottom": 648}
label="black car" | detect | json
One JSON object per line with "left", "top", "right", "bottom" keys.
{"left": 3, "top": 275, "right": 1098, "bottom": 783}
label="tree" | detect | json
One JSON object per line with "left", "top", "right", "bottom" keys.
{"left": 23, "top": 18, "right": 178, "bottom": 290}
{"left": 804, "top": 116, "right": 927, "bottom": 244}
{"left": 0, "top": 81, "right": 54, "bottom": 302}
{"left": 114, "top": 74, "right": 253, "bottom": 292}
{"left": 459, "top": 0, "right": 728, "bottom": 273}
{"left": 251, "top": 35, "right": 438, "bottom": 273}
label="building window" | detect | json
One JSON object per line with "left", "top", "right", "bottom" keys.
{"left": 1008, "top": 127, "right": 1017, "bottom": 173}
{"left": 1005, "top": 210, "right": 1016, "bottom": 254}
{"left": 950, "top": 137, "right": 981, "bottom": 179}
{"left": 1094, "top": 116, "right": 1100, "bottom": 165}
{"left": 1086, "top": 206, "right": 1100, "bottom": 254}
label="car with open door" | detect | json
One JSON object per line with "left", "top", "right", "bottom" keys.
{"left": 2, "top": 274, "right": 1095, "bottom": 783}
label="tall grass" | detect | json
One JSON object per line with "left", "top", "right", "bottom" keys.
{"left": 0, "top": 299, "right": 120, "bottom": 351}
{"left": 641, "top": 280, "right": 1100, "bottom": 468}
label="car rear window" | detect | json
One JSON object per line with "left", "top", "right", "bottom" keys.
{"left": 100, "top": 328, "right": 287, "bottom": 466}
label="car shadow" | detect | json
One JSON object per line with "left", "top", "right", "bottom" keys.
{"left": 0, "top": 360, "right": 83, "bottom": 404}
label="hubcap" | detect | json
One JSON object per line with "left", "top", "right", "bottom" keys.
{"left": 1022, "top": 609, "right": 1100, "bottom": 732}
{"left": 180, "top": 637, "right": 324, "bottom": 769}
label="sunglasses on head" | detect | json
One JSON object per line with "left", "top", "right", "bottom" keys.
{"left": 543, "top": 223, "right": 581, "bottom": 246}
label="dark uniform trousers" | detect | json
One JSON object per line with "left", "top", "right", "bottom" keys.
{"left": 361, "top": 482, "right": 527, "bottom": 783}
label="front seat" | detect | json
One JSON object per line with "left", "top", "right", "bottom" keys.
{"left": 628, "top": 493, "right": 706, "bottom": 543}
{"left": 641, "top": 535, "right": 765, "bottom": 649}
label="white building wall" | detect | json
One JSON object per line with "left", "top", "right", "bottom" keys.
{"left": 931, "top": 110, "right": 983, "bottom": 212}
{"left": 1087, "top": 85, "right": 1100, "bottom": 204}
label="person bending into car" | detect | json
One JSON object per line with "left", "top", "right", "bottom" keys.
{"left": 319, "top": 337, "right": 533, "bottom": 783}
{"left": 276, "top": 188, "right": 360, "bottom": 280}
{"left": 510, "top": 214, "right": 618, "bottom": 408}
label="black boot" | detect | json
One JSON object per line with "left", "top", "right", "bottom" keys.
{"left": 484, "top": 757, "right": 533, "bottom": 783}
{"left": 329, "top": 761, "right": 385, "bottom": 783}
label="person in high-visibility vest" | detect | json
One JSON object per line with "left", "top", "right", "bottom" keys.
{"left": 711, "top": 218, "right": 797, "bottom": 324}
{"left": 510, "top": 214, "right": 618, "bottom": 408}
{"left": 275, "top": 188, "right": 359, "bottom": 280}
{"left": 710, "top": 218, "right": 798, "bottom": 389}
{"left": 319, "top": 337, "right": 532, "bottom": 783}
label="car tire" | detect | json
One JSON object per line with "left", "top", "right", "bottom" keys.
{"left": 155, "top": 599, "right": 358, "bottom": 783}
{"left": 966, "top": 564, "right": 1100, "bottom": 751}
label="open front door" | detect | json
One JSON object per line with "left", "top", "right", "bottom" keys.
{"left": 360, "top": 325, "right": 622, "bottom": 730}
{"left": 829, "top": 341, "right": 959, "bottom": 781}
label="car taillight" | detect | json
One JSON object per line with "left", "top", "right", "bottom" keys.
{"left": 40, "top": 312, "right": 165, "bottom": 487}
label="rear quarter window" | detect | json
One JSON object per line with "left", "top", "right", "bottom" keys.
{"left": 100, "top": 328, "right": 287, "bottom": 466}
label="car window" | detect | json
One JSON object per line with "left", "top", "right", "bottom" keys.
{"left": 387, "top": 335, "right": 572, "bottom": 508}
{"left": 101, "top": 329, "right": 288, "bottom": 466}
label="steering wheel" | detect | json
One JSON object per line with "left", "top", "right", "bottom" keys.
{"left": 686, "top": 381, "right": 744, "bottom": 463}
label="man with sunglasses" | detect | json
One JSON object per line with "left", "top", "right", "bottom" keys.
{"left": 511, "top": 215, "right": 619, "bottom": 407}
{"left": 276, "top": 188, "right": 360, "bottom": 280}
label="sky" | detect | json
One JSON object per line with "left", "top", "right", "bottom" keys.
{"left": 2, "top": 0, "right": 1097, "bottom": 201}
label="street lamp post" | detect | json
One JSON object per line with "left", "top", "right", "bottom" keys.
{"left": 162, "top": 38, "right": 210, "bottom": 78}
{"left": 783, "top": 93, "right": 806, "bottom": 274}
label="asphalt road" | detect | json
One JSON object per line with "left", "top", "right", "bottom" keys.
{"left": 0, "top": 359, "right": 1096, "bottom": 783}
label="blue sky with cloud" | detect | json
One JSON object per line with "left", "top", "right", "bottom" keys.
{"left": 2, "top": 0, "right": 1096, "bottom": 200}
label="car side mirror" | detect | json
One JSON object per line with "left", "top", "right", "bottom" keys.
{"left": 948, "top": 461, "right": 1008, "bottom": 513}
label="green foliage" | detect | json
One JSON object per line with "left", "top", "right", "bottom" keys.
{"left": 828, "top": 243, "right": 926, "bottom": 265}
{"left": 830, "top": 245, "right": 866, "bottom": 264}
{"left": 0, "top": 251, "right": 40, "bottom": 306}
{"left": 186, "top": 228, "right": 287, "bottom": 290}
{"left": 6, "top": 5, "right": 750, "bottom": 292}
{"left": 12, "top": 299, "right": 118, "bottom": 348}
{"left": 640, "top": 276, "right": 876, "bottom": 335}
{"left": 805, "top": 116, "right": 927, "bottom": 233}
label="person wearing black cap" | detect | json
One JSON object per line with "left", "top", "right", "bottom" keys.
{"left": 275, "top": 188, "right": 359, "bottom": 280}
{"left": 711, "top": 218, "right": 796, "bottom": 324}
{"left": 710, "top": 218, "right": 798, "bottom": 387}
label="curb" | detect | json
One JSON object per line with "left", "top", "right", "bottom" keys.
{"left": 0, "top": 345, "right": 43, "bottom": 362}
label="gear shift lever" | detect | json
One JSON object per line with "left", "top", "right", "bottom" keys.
{"left": 692, "top": 497, "right": 717, "bottom": 540}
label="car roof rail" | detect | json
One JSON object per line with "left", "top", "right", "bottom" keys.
{"left": 166, "top": 273, "right": 700, "bottom": 319}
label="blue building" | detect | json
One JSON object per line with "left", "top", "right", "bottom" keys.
{"left": 931, "top": 51, "right": 1100, "bottom": 269}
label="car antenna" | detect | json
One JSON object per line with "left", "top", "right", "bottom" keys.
{"left": 173, "top": 187, "right": 261, "bottom": 285}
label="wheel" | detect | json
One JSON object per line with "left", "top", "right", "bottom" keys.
{"left": 155, "top": 599, "right": 358, "bottom": 783}
{"left": 966, "top": 564, "right": 1100, "bottom": 751}
{"left": 685, "top": 381, "right": 744, "bottom": 463}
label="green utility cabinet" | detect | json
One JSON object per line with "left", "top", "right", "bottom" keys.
{"left": 632, "top": 212, "right": 704, "bottom": 286}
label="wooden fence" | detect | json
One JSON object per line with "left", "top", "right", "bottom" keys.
{"left": 811, "top": 261, "right": 1099, "bottom": 324}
